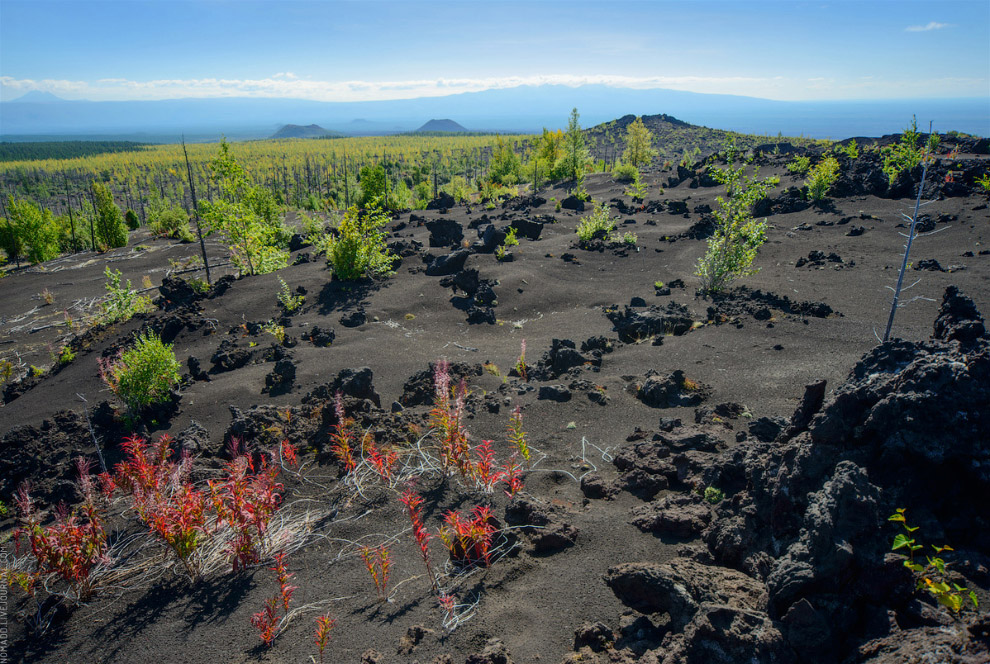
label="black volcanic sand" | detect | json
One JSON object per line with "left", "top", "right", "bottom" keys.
{"left": 1, "top": 142, "right": 989, "bottom": 664}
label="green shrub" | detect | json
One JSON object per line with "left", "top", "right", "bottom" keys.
{"left": 147, "top": 196, "right": 194, "bottom": 241}
{"left": 576, "top": 203, "right": 618, "bottom": 243}
{"left": 441, "top": 176, "right": 472, "bottom": 203}
{"left": 99, "top": 331, "right": 180, "bottom": 416}
{"left": 57, "top": 346, "right": 76, "bottom": 365}
{"left": 786, "top": 156, "right": 811, "bottom": 174}
{"left": 124, "top": 209, "right": 140, "bottom": 230}
{"left": 805, "top": 156, "right": 841, "bottom": 201}
{"left": 696, "top": 153, "right": 778, "bottom": 294}
{"left": 495, "top": 227, "right": 519, "bottom": 260}
{"left": 836, "top": 140, "right": 859, "bottom": 159}
{"left": 976, "top": 173, "right": 990, "bottom": 194}
{"left": 99, "top": 267, "right": 153, "bottom": 324}
{"left": 612, "top": 162, "right": 640, "bottom": 183}
{"left": 625, "top": 179, "right": 648, "bottom": 201}
{"left": 318, "top": 203, "right": 395, "bottom": 281}
{"left": 882, "top": 116, "right": 924, "bottom": 184}
{"left": 2, "top": 197, "right": 61, "bottom": 264}
{"left": 704, "top": 486, "right": 723, "bottom": 504}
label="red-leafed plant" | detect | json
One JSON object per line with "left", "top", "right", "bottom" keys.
{"left": 250, "top": 551, "right": 297, "bottom": 647}
{"left": 399, "top": 491, "right": 437, "bottom": 592}
{"left": 366, "top": 440, "right": 398, "bottom": 486}
{"left": 471, "top": 440, "right": 503, "bottom": 493}
{"left": 251, "top": 595, "right": 280, "bottom": 647}
{"left": 360, "top": 544, "right": 391, "bottom": 603}
{"left": 13, "top": 458, "right": 109, "bottom": 601}
{"left": 208, "top": 440, "right": 291, "bottom": 571}
{"left": 438, "top": 505, "right": 497, "bottom": 568}
{"left": 501, "top": 457, "right": 524, "bottom": 498}
{"left": 314, "top": 612, "right": 337, "bottom": 664}
{"left": 114, "top": 434, "right": 209, "bottom": 578}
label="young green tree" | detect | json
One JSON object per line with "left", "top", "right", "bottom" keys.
{"left": 623, "top": 117, "right": 657, "bottom": 168}
{"left": 562, "top": 108, "right": 591, "bottom": 193}
{"left": 488, "top": 136, "right": 522, "bottom": 186}
{"left": 696, "top": 150, "right": 779, "bottom": 294}
{"left": 200, "top": 138, "right": 289, "bottom": 275}
{"left": 91, "top": 181, "right": 129, "bottom": 249}
{"left": 358, "top": 164, "right": 387, "bottom": 208}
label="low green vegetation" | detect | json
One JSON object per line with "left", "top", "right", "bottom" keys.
{"left": 1, "top": 196, "right": 61, "bottom": 264}
{"left": 880, "top": 116, "right": 939, "bottom": 185}
{"left": 805, "top": 156, "right": 841, "bottom": 201}
{"left": 889, "top": 509, "right": 978, "bottom": 614}
{"left": 316, "top": 203, "right": 395, "bottom": 281}
{"left": 612, "top": 162, "right": 640, "bottom": 183}
{"left": 277, "top": 277, "right": 305, "bottom": 313}
{"left": 99, "top": 331, "right": 181, "bottom": 418}
{"left": 576, "top": 203, "right": 618, "bottom": 243}
{"left": 147, "top": 195, "right": 194, "bottom": 241}
{"left": 495, "top": 227, "right": 519, "bottom": 261}
{"left": 99, "top": 267, "right": 153, "bottom": 324}
{"left": 786, "top": 155, "right": 811, "bottom": 174}
{"left": 703, "top": 486, "right": 724, "bottom": 504}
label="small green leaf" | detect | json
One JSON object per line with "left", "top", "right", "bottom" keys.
{"left": 936, "top": 593, "right": 962, "bottom": 612}
{"left": 969, "top": 590, "right": 978, "bottom": 608}
{"left": 892, "top": 534, "right": 912, "bottom": 550}
{"left": 888, "top": 513, "right": 906, "bottom": 522}
{"left": 905, "top": 525, "right": 920, "bottom": 532}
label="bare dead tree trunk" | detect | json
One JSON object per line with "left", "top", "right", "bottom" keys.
{"left": 182, "top": 136, "right": 212, "bottom": 286}
{"left": 63, "top": 171, "right": 78, "bottom": 252}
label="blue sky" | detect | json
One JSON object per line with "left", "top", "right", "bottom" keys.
{"left": 1, "top": 0, "right": 987, "bottom": 102}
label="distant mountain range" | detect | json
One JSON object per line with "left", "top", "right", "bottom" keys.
{"left": 1, "top": 84, "right": 986, "bottom": 141}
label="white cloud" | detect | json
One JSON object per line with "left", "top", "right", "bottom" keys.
{"left": 0, "top": 73, "right": 787, "bottom": 102}
{"left": 1, "top": 72, "right": 986, "bottom": 102}
{"left": 906, "top": 22, "right": 951, "bottom": 32}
